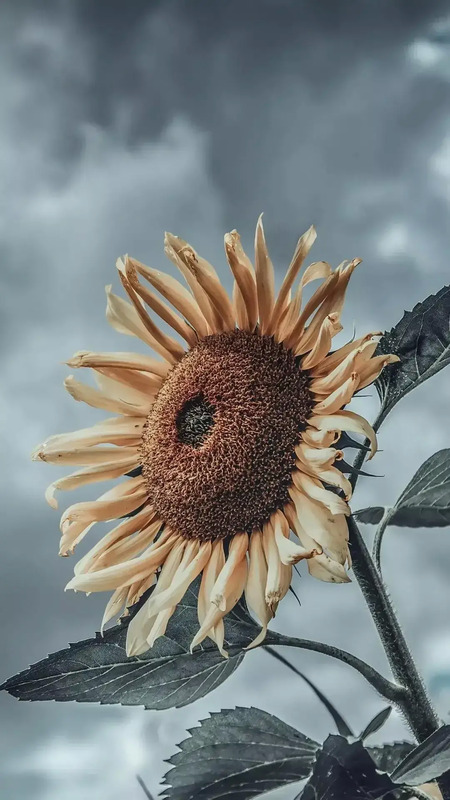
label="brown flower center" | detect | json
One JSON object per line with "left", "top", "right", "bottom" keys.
{"left": 140, "top": 329, "right": 313, "bottom": 541}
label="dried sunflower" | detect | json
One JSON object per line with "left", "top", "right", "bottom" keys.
{"left": 33, "top": 217, "right": 397, "bottom": 657}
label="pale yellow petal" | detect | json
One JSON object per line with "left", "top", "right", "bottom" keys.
{"left": 190, "top": 557, "right": 247, "bottom": 656}
{"left": 278, "top": 261, "right": 332, "bottom": 343}
{"left": 64, "top": 375, "right": 149, "bottom": 417}
{"left": 209, "top": 533, "right": 249, "bottom": 611}
{"left": 73, "top": 507, "right": 155, "bottom": 576}
{"left": 224, "top": 230, "right": 258, "bottom": 331}
{"left": 356, "top": 354, "right": 400, "bottom": 391}
{"left": 45, "top": 454, "right": 139, "bottom": 509}
{"left": 131, "top": 258, "right": 210, "bottom": 338}
{"left": 254, "top": 214, "right": 275, "bottom": 334}
{"left": 292, "top": 471, "right": 350, "bottom": 516}
{"left": 117, "top": 266, "right": 184, "bottom": 364}
{"left": 307, "top": 409, "right": 377, "bottom": 458}
{"left": 312, "top": 372, "right": 359, "bottom": 415}
{"left": 262, "top": 519, "right": 292, "bottom": 614}
{"left": 67, "top": 349, "right": 170, "bottom": 378}
{"left": 166, "top": 233, "right": 235, "bottom": 331}
{"left": 273, "top": 510, "right": 319, "bottom": 565}
{"left": 268, "top": 225, "right": 317, "bottom": 334}
{"left": 124, "top": 257, "right": 197, "bottom": 347}
{"left": 66, "top": 531, "right": 176, "bottom": 592}
{"left": 164, "top": 232, "right": 216, "bottom": 333}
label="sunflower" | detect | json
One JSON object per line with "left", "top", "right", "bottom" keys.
{"left": 33, "top": 217, "right": 397, "bottom": 658}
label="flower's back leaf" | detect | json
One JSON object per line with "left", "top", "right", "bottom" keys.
{"left": 299, "top": 735, "right": 396, "bottom": 799}
{"left": 1, "top": 581, "right": 259, "bottom": 710}
{"left": 368, "top": 742, "right": 415, "bottom": 774}
{"left": 337, "top": 431, "right": 372, "bottom": 452}
{"left": 353, "top": 508, "right": 386, "bottom": 525}
{"left": 360, "top": 707, "right": 392, "bottom": 741}
{"left": 391, "top": 725, "right": 450, "bottom": 786}
{"left": 375, "top": 285, "right": 450, "bottom": 422}
{"left": 161, "top": 706, "right": 319, "bottom": 800}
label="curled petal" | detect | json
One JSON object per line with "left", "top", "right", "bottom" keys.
{"left": 307, "top": 410, "right": 377, "bottom": 459}
{"left": 190, "top": 557, "right": 247, "bottom": 656}
{"left": 124, "top": 257, "right": 197, "bottom": 347}
{"left": 225, "top": 230, "right": 258, "bottom": 331}
{"left": 268, "top": 225, "right": 317, "bottom": 334}
{"left": 45, "top": 454, "right": 139, "bottom": 508}
{"left": 262, "top": 520, "right": 292, "bottom": 615}
{"left": 292, "top": 471, "right": 350, "bottom": 516}
{"left": 356, "top": 353, "right": 400, "bottom": 391}
{"left": 66, "top": 530, "right": 176, "bottom": 593}
{"left": 254, "top": 215, "right": 275, "bottom": 334}
{"left": 130, "top": 257, "right": 209, "bottom": 338}
{"left": 273, "top": 511, "right": 319, "bottom": 565}
{"left": 209, "top": 533, "right": 249, "bottom": 611}
{"left": 126, "top": 538, "right": 186, "bottom": 656}
{"left": 64, "top": 375, "right": 149, "bottom": 417}
{"left": 66, "top": 349, "right": 169, "bottom": 378}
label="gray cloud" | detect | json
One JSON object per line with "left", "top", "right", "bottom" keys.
{"left": 1, "top": 1, "right": 450, "bottom": 798}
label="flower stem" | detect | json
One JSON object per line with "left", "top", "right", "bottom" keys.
{"left": 348, "top": 515, "right": 439, "bottom": 741}
{"left": 350, "top": 425, "right": 450, "bottom": 799}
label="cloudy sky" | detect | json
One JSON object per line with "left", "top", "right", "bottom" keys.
{"left": 1, "top": 1, "right": 450, "bottom": 798}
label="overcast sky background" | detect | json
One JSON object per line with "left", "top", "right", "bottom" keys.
{"left": 1, "top": 1, "right": 450, "bottom": 798}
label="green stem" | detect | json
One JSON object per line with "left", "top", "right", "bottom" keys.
{"left": 348, "top": 515, "right": 439, "bottom": 741}
{"left": 262, "top": 630, "right": 406, "bottom": 703}
{"left": 372, "top": 506, "right": 395, "bottom": 573}
{"left": 350, "top": 420, "right": 450, "bottom": 798}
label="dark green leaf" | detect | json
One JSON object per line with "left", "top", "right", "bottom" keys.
{"left": 353, "top": 508, "right": 386, "bottom": 525}
{"left": 300, "top": 735, "right": 396, "bottom": 799}
{"left": 1, "top": 581, "right": 259, "bottom": 710}
{"left": 161, "top": 706, "right": 319, "bottom": 800}
{"left": 391, "top": 449, "right": 450, "bottom": 528}
{"left": 391, "top": 725, "right": 450, "bottom": 785}
{"left": 360, "top": 707, "right": 392, "bottom": 741}
{"left": 355, "top": 451, "right": 450, "bottom": 529}
{"left": 375, "top": 285, "right": 450, "bottom": 422}
{"left": 368, "top": 742, "right": 415, "bottom": 774}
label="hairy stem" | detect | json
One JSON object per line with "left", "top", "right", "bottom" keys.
{"left": 348, "top": 515, "right": 439, "bottom": 741}
{"left": 350, "top": 422, "right": 450, "bottom": 799}
{"left": 372, "top": 506, "right": 395, "bottom": 572}
{"left": 262, "top": 630, "right": 406, "bottom": 703}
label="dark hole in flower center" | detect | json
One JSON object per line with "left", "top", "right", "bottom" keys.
{"left": 176, "top": 394, "right": 216, "bottom": 448}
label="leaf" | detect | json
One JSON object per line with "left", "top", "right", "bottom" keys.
{"left": 375, "top": 285, "right": 450, "bottom": 422}
{"left": 391, "top": 449, "right": 450, "bottom": 528}
{"left": 391, "top": 725, "right": 450, "bottom": 785}
{"left": 353, "top": 508, "right": 387, "bottom": 525}
{"left": 354, "top": 450, "right": 450, "bottom": 529}
{"left": 1, "top": 581, "right": 260, "bottom": 710}
{"left": 299, "top": 735, "right": 396, "bottom": 799}
{"left": 369, "top": 742, "right": 415, "bottom": 774}
{"left": 161, "top": 706, "right": 319, "bottom": 800}
{"left": 360, "top": 707, "right": 392, "bottom": 741}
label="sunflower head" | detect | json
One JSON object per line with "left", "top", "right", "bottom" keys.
{"left": 33, "top": 216, "right": 398, "bottom": 657}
